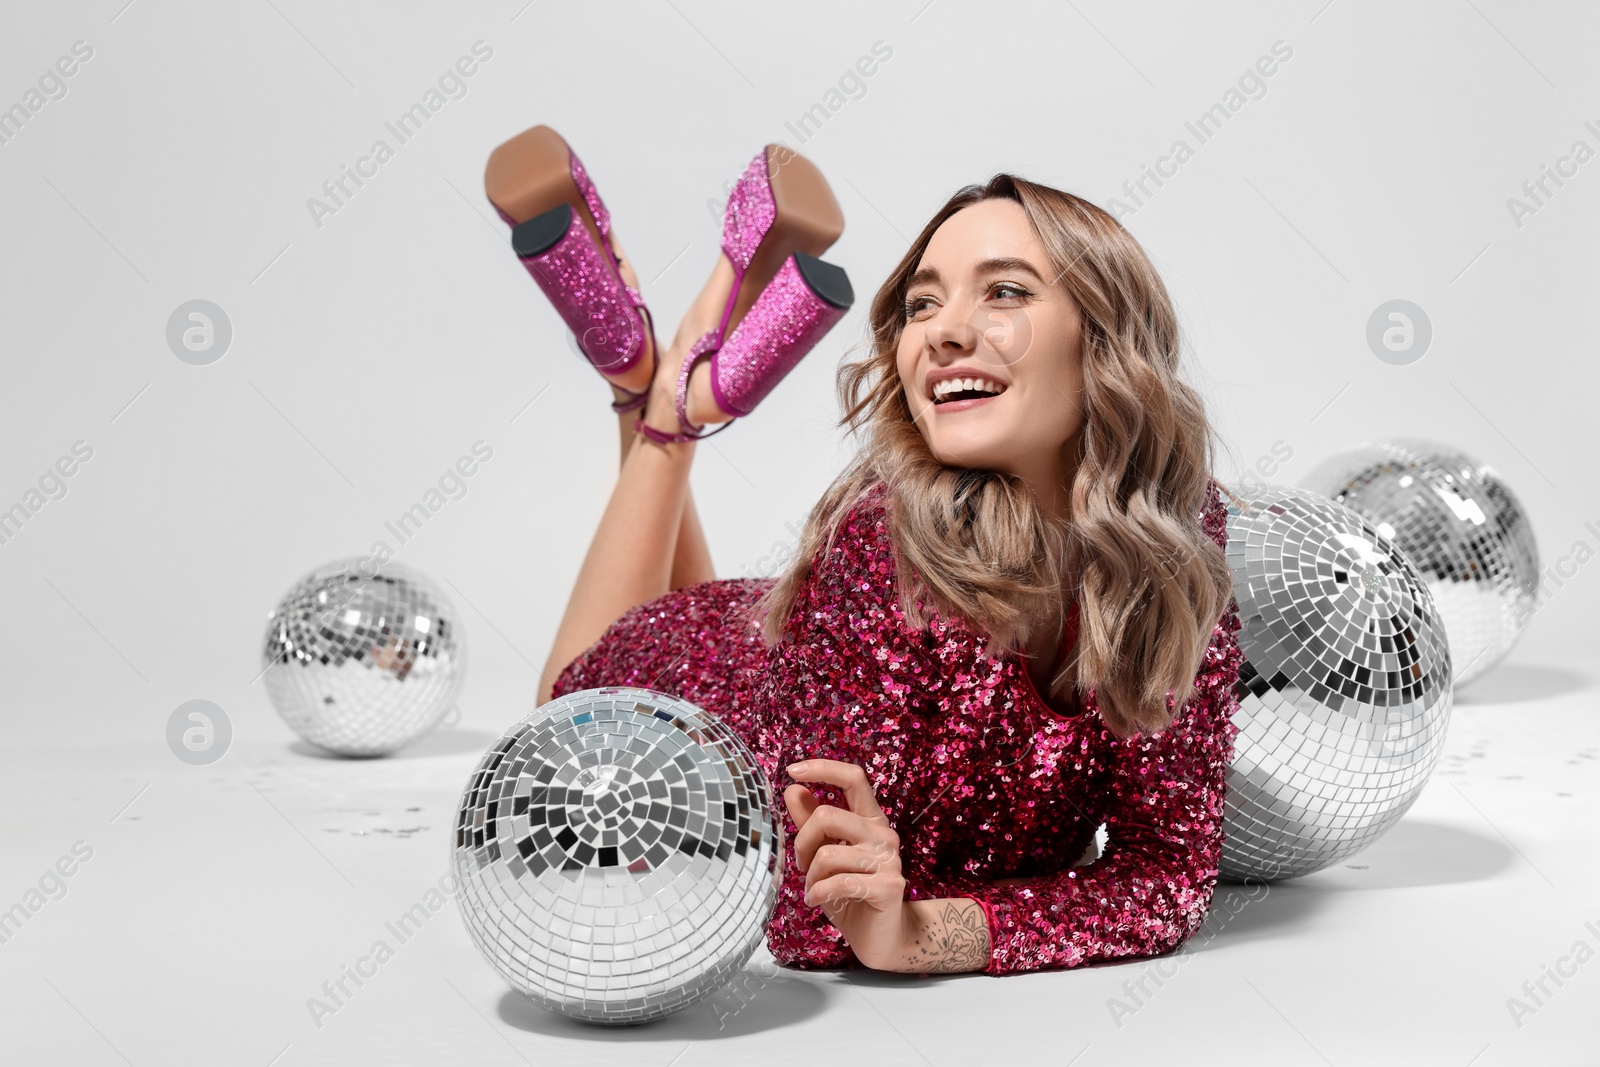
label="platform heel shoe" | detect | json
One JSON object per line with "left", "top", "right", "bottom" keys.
{"left": 484, "top": 125, "right": 659, "bottom": 414}
{"left": 701, "top": 143, "right": 845, "bottom": 355}
{"left": 634, "top": 252, "right": 854, "bottom": 445}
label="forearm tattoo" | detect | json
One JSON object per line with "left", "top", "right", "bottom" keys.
{"left": 903, "top": 899, "right": 990, "bottom": 974}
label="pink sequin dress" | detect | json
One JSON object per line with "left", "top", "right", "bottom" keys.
{"left": 551, "top": 478, "right": 1243, "bottom": 976}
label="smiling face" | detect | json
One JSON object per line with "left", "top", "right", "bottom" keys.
{"left": 895, "top": 198, "right": 1087, "bottom": 487}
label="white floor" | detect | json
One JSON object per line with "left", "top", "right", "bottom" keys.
{"left": 2, "top": 661, "right": 1596, "bottom": 1067}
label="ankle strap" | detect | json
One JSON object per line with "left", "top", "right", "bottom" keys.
{"left": 633, "top": 413, "right": 733, "bottom": 445}
{"left": 635, "top": 330, "right": 735, "bottom": 444}
{"left": 634, "top": 416, "right": 695, "bottom": 445}
{"left": 673, "top": 331, "right": 714, "bottom": 434}
{"left": 609, "top": 388, "right": 649, "bottom": 414}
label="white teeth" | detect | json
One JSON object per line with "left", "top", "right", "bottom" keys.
{"left": 932, "top": 376, "right": 1005, "bottom": 401}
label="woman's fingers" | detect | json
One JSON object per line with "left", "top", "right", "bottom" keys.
{"left": 783, "top": 783, "right": 818, "bottom": 830}
{"left": 803, "top": 842, "right": 898, "bottom": 903}
{"left": 787, "top": 759, "right": 887, "bottom": 821}
{"left": 805, "top": 872, "right": 869, "bottom": 910}
{"left": 805, "top": 862, "right": 904, "bottom": 910}
{"left": 791, "top": 802, "right": 888, "bottom": 875}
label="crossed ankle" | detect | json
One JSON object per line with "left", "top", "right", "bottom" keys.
{"left": 643, "top": 350, "right": 728, "bottom": 435}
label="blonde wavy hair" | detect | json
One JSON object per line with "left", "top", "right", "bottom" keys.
{"left": 750, "top": 174, "right": 1236, "bottom": 739}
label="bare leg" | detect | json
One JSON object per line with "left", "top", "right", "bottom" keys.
{"left": 538, "top": 422, "right": 694, "bottom": 705}
{"left": 540, "top": 255, "right": 736, "bottom": 704}
{"left": 606, "top": 229, "right": 716, "bottom": 593}
{"left": 670, "top": 495, "right": 714, "bottom": 591}
{"left": 611, "top": 399, "right": 713, "bottom": 592}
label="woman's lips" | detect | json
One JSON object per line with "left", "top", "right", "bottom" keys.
{"left": 930, "top": 392, "right": 1001, "bottom": 413}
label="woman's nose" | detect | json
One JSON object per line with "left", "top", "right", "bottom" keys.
{"left": 924, "top": 302, "right": 979, "bottom": 353}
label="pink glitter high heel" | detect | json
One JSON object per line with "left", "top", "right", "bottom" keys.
{"left": 634, "top": 251, "right": 853, "bottom": 445}
{"left": 633, "top": 144, "right": 847, "bottom": 445}
{"left": 484, "top": 125, "right": 659, "bottom": 414}
{"left": 699, "top": 144, "right": 845, "bottom": 360}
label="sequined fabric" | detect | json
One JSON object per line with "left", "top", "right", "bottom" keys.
{"left": 710, "top": 255, "right": 847, "bottom": 418}
{"left": 552, "top": 579, "right": 774, "bottom": 745}
{"left": 719, "top": 150, "right": 777, "bottom": 275}
{"left": 552, "top": 478, "right": 1241, "bottom": 977}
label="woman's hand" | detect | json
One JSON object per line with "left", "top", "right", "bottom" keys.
{"left": 783, "top": 759, "right": 911, "bottom": 972}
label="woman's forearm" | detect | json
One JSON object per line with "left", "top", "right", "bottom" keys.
{"left": 889, "top": 896, "right": 991, "bottom": 974}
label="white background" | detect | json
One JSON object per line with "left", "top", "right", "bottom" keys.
{"left": 1, "top": 2, "right": 1595, "bottom": 1064}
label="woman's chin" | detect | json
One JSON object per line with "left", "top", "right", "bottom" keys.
{"left": 929, "top": 436, "right": 1011, "bottom": 473}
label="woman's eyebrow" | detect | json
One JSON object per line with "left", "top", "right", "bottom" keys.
{"left": 906, "top": 257, "right": 1047, "bottom": 291}
{"left": 974, "top": 256, "right": 1046, "bottom": 282}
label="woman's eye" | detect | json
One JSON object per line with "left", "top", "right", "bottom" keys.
{"left": 991, "top": 283, "right": 1032, "bottom": 302}
{"left": 902, "top": 295, "right": 934, "bottom": 320}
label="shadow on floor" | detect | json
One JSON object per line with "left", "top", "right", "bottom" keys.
{"left": 1454, "top": 662, "right": 1589, "bottom": 705}
{"left": 1306, "top": 817, "right": 1517, "bottom": 889}
{"left": 287, "top": 727, "right": 498, "bottom": 760}
{"left": 1185, "top": 877, "right": 1324, "bottom": 949}
{"left": 495, "top": 965, "right": 830, "bottom": 1039}
{"left": 1193, "top": 818, "right": 1515, "bottom": 950}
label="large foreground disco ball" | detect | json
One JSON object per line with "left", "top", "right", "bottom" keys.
{"left": 453, "top": 686, "right": 781, "bottom": 1026}
{"left": 1301, "top": 439, "right": 1539, "bottom": 686}
{"left": 1220, "top": 485, "right": 1454, "bottom": 882}
{"left": 261, "top": 559, "right": 466, "bottom": 756}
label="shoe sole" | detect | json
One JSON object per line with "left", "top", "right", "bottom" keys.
{"left": 510, "top": 202, "right": 574, "bottom": 259}
{"left": 792, "top": 251, "right": 854, "bottom": 310}
{"left": 483, "top": 125, "right": 606, "bottom": 249}
{"left": 726, "top": 145, "right": 845, "bottom": 333}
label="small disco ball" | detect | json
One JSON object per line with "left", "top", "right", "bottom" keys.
{"left": 452, "top": 686, "right": 781, "bottom": 1026}
{"left": 1301, "top": 439, "right": 1539, "bottom": 686}
{"left": 260, "top": 558, "right": 466, "bottom": 756}
{"left": 1220, "top": 485, "right": 1454, "bottom": 882}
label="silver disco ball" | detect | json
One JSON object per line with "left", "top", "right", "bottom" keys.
{"left": 261, "top": 559, "right": 466, "bottom": 756}
{"left": 1220, "top": 485, "right": 1454, "bottom": 882}
{"left": 1301, "top": 439, "right": 1539, "bottom": 686}
{"left": 452, "top": 686, "right": 781, "bottom": 1026}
